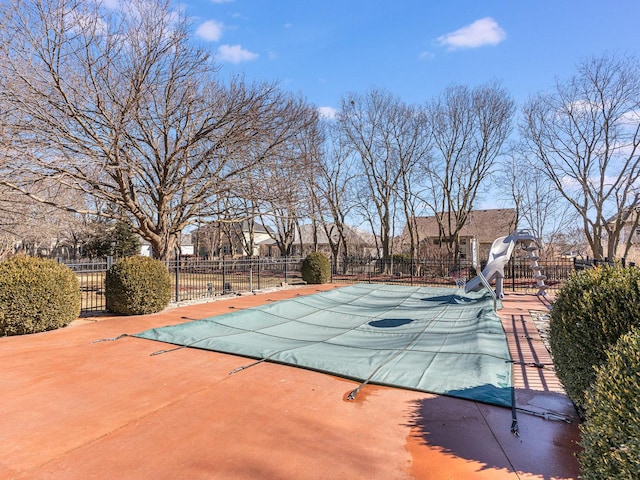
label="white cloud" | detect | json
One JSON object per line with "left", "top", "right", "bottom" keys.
{"left": 437, "top": 17, "right": 506, "bottom": 50}
{"left": 217, "top": 44, "right": 258, "bottom": 63}
{"left": 419, "top": 51, "right": 435, "bottom": 60}
{"left": 102, "top": 0, "right": 121, "bottom": 9}
{"left": 318, "top": 106, "right": 337, "bottom": 120}
{"left": 68, "top": 9, "right": 108, "bottom": 36}
{"left": 620, "top": 108, "right": 640, "bottom": 125}
{"left": 196, "top": 20, "right": 224, "bottom": 42}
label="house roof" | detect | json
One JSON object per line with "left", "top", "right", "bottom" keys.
{"left": 139, "top": 232, "right": 193, "bottom": 247}
{"left": 239, "top": 220, "right": 272, "bottom": 234}
{"left": 194, "top": 220, "right": 273, "bottom": 235}
{"left": 406, "top": 208, "right": 517, "bottom": 244}
{"left": 255, "top": 236, "right": 276, "bottom": 246}
{"left": 295, "top": 224, "right": 375, "bottom": 247}
{"left": 606, "top": 205, "right": 639, "bottom": 225}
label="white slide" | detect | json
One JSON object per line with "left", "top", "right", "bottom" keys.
{"left": 465, "top": 230, "right": 545, "bottom": 298}
{"left": 465, "top": 236, "right": 517, "bottom": 298}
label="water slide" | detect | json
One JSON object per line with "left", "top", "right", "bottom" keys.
{"left": 465, "top": 231, "right": 545, "bottom": 298}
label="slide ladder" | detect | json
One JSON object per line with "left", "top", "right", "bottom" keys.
{"left": 520, "top": 236, "right": 548, "bottom": 296}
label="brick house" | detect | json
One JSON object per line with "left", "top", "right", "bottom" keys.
{"left": 399, "top": 208, "right": 517, "bottom": 261}
{"left": 292, "top": 224, "right": 377, "bottom": 258}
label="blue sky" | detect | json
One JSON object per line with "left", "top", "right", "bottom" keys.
{"left": 184, "top": 0, "right": 640, "bottom": 118}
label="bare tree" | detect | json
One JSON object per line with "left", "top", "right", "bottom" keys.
{"left": 258, "top": 175, "right": 302, "bottom": 257}
{"left": 549, "top": 227, "right": 590, "bottom": 259}
{"left": 497, "top": 147, "right": 577, "bottom": 254}
{"left": 255, "top": 108, "right": 321, "bottom": 257}
{"left": 619, "top": 201, "right": 640, "bottom": 260}
{"left": 423, "top": 82, "right": 515, "bottom": 259}
{"left": 521, "top": 54, "right": 640, "bottom": 260}
{"left": 0, "top": 0, "right": 315, "bottom": 260}
{"left": 192, "top": 222, "right": 223, "bottom": 259}
{"left": 338, "top": 88, "right": 430, "bottom": 261}
{"left": 0, "top": 177, "right": 88, "bottom": 259}
{"left": 308, "top": 120, "right": 357, "bottom": 266}
{"left": 300, "top": 131, "right": 326, "bottom": 255}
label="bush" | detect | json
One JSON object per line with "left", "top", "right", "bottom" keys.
{"left": 578, "top": 327, "right": 640, "bottom": 479}
{"left": 83, "top": 220, "right": 141, "bottom": 258}
{"left": 549, "top": 265, "right": 640, "bottom": 410}
{"left": 0, "top": 256, "right": 80, "bottom": 336}
{"left": 392, "top": 253, "right": 411, "bottom": 264}
{"left": 105, "top": 256, "right": 172, "bottom": 315}
{"left": 301, "top": 252, "right": 331, "bottom": 284}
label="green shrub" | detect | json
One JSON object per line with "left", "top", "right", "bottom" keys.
{"left": 0, "top": 256, "right": 80, "bottom": 336}
{"left": 549, "top": 265, "right": 640, "bottom": 410}
{"left": 105, "top": 256, "right": 171, "bottom": 315}
{"left": 392, "top": 253, "right": 411, "bottom": 264}
{"left": 301, "top": 252, "right": 331, "bottom": 284}
{"left": 578, "top": 327, "right": 640, "bottom": 480}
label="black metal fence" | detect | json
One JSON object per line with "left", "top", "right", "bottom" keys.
{"left": 64, "top": 258, "right": 113, "bottom": 314}
{"left": 65, "top": 255, "right": 578, "bottom": 316}
{"left": 65, "top": 257, "right": 305, "bottom": 315}
{"left": 572, "top": 257, "right": 627, "bottom": 270}
{"left": 330, "top": 256, "right": 576, "bottom": 291}
{"left": 166, "top": 256, "right": 304, "bottom": 303}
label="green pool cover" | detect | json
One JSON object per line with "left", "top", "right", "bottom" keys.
{"left": 134, "top": 284, "right": 513, "bottom": 407}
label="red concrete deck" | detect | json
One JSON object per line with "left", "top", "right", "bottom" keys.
{"left": 0, "top": 285, "right": 580, "bottom": 479}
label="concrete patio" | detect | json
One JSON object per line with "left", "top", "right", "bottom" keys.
{"left": 0, "top": 285, "right": 580, "bottom": 479}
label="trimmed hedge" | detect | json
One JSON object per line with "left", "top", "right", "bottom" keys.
{"left": 105, "top": 256, "right": 172, "bottom": 315}
{"left": 549, "top": 265, "right": 640, "bottom": 410}
{"left": 579, "top": 327, "right": 640, "bottom": 479}
{"left": 0, "top": 256, "right": 81, "bottom": 336}
{"left": 301, "top": 252, "right": 331, "bottom": 284}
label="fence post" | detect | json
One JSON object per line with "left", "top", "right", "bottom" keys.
{"left": 174, "top": 255, "right": 180, "bottom": 303}
{"left": 249, "top": 260, "right": 253, "bottom": 292}
{"left": 222, "top": 258, "right": 227, "bottom": 292}
{"left": 511, "top": 258, "right": 515, "bottom": 292}
{"left": 284, "top": 256, "right": 288, "bottom": 284}
{"left": 330, "top": 256, "right": 334, "bottom": 283}
{"left": 410, "top": 255, "right": 414, "bottom": 286}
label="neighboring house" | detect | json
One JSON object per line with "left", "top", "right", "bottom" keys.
{"left": 292, "top": 223, "right": 378, "bottom": 258}
{"left": 140, "top": 233, "right": 194, "bottom": 257}
{"left": 605, "top": 207, "right": 640, "bottom": 265}
{"left": 240, "top": 222, "right": 277, "bottom": 257}
{"left": 398, "top": 208, "right": 517, "bottom": 261}
{"left": 191, "top": 220, "right": 276, "bottom": 258}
